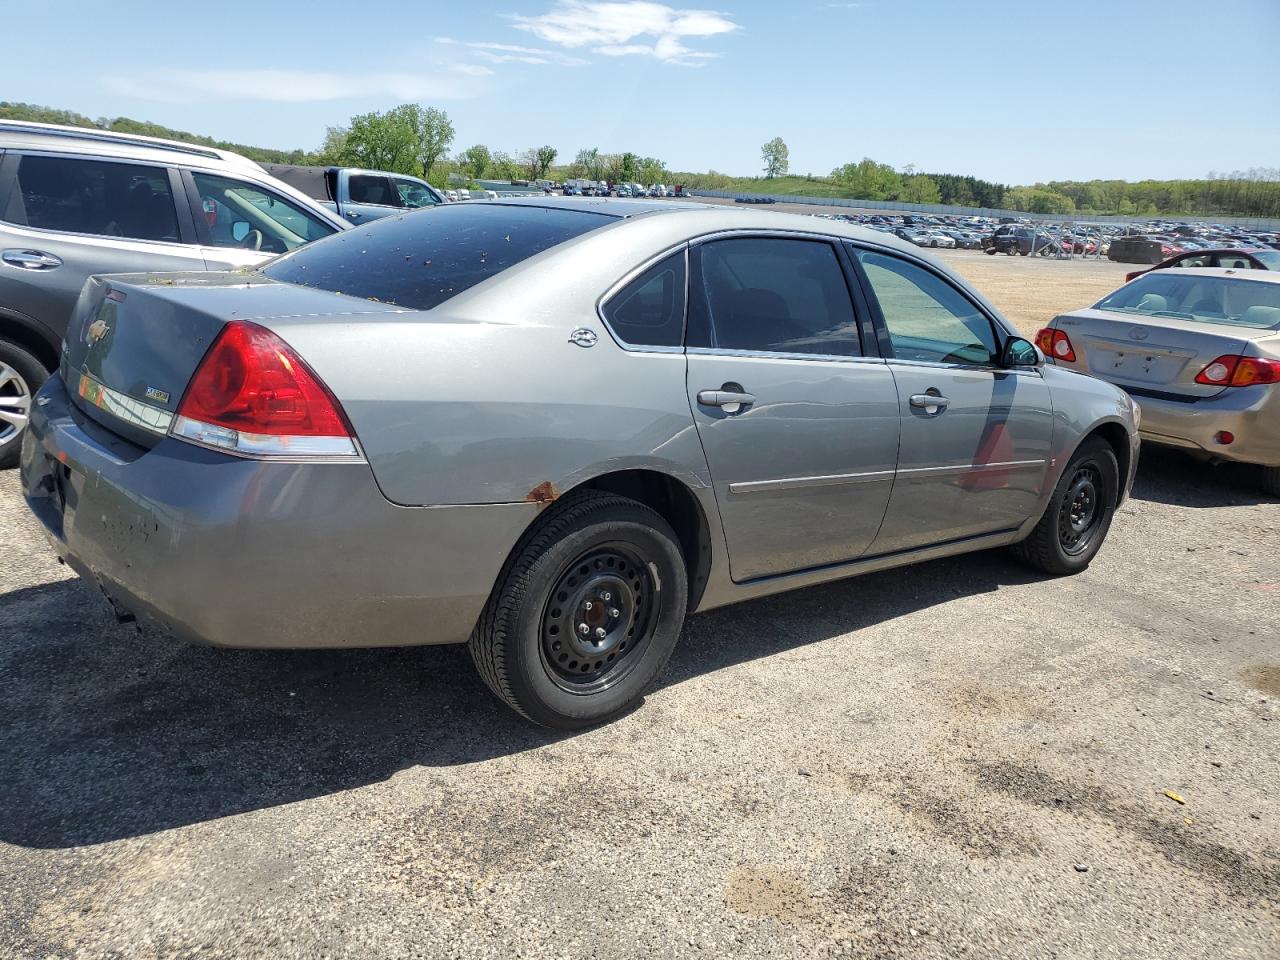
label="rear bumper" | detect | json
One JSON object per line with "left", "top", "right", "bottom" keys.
{"left": 20, "top": 375, "right": 536, "bottom": 648}
{"left": 1133, "top": 384, "right": 1280, "bottom": 467}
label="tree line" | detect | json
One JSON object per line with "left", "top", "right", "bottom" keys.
{"left": 3, "top": 101, "right": 1277, "bottom": 218}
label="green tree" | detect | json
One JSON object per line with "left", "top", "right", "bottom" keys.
{"left": 574, "top": 147, "right": 604, "bottom": 180}
{"left": 459, "top": 144, "right": 491, "bottom": 180}
{"left": 830, "top": 158, "right": 901, "bottom": 200}
{"left": 340, "top": 107, "right": 417, "bottom": 172}
{"left": 761, "top": 136, "right": 789, "bottom": 178}
{"left": 898, "top": 174, "right": 942, "bottom": 205}
{"left": 490, "top": 151, "right": 518, "bottom": 181}
{"left": 534, "top": 145, "right": 558, "bottom": 180}
{"left": 403, "top": 105, "right": 455, "bottom": 179}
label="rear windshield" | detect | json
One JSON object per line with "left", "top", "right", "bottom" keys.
{"left": 261, "top": 203, "right": 614, "bottom": 311}
{"left": 1095, "top": 272, "right": 1280, "bottom": 330}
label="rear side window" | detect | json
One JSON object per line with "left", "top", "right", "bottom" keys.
{"left": 349, "top": 175, "right": 399, "bottom": 207}
{"left": 262, "top": 203, "right": 615, "bottom": 311}
{"left": 688, "top": 237, "right": 861, "bottom": 357}
{"left": 601, "top": 251, "right": 686, "bottom": 348}
{"left": 10, "top": 154, "right": 179, "bottom": 242}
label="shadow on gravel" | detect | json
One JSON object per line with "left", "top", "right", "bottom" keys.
{"left": 1129, "top": 446, "right": 1276, "bottom": 508}
{"left": 0, "top": 545, "right": 1041, "bottom": 849}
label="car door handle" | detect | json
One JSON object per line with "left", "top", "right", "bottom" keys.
{"left": 909, "top": 392, "right": 951, "bottom": 413}
{"left": 346, "top": 210, "right": 361, "bottom": 219}
{"left": 697, "top": 389, "right": 755, "bottom": 408}
{"left": 2, "top": 249, "right": 62, "bottom": 270}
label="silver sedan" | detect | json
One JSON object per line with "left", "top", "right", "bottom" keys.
{"left": 1039, "top": 267, "right": 1280, "bottom": 494}
{"left": 21, "top": 199, "right": 1138, "bottom": 728}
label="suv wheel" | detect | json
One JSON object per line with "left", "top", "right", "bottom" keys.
{"left": 0, "top": 341, "right": 48, "bottom": 470}
{"left": 469, "top": 491, "right": 688, "bottom": 729}
{"left": 1009, "top": 438, "right": 1119, "bottom": 576}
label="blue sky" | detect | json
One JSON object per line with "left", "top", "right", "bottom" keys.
{"left": 4, "top": 0, "right": 1277, "bottom": 184}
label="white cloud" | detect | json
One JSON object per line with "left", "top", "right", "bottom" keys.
{"left": 512, "top": 1, "right": 738, "bottom": 64}
{"left": 432, "top": 38, "right": 586, "bottom": 66}
{"left": 101, "top": 68, "right": 482, "bottom": 104}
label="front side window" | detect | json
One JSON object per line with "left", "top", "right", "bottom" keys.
{"left": 688, "top": 237, "right": 861, "bottom": 357}
{"left": 856, "top": 249, "right": 998, "bottom": 365}
{"left": 191, "top": 172, "right": 335, "bottom": 254}
{"left": 12, "top": 154, "right": 179, "bottom": 242}
{"left": 348, "top": 175, "right": 398, "bottom": 207}
{"left": 1174, "top": 254, "right": 1212, "bottom": 268}
{"left": 393, "top": 178, "right": 439, "bottom": 208}
{"left": 602, "top": 251, "right": 686, "bottom": 348}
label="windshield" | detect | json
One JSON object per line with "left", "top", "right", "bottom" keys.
{"left": 1095, "top": 272, "right": 1280, "bottom": 330}
{"left": 262, "top": 203, "right": 615, "bottom": 311}
{"left": 1253, "top": 250, "right": 1280, "bottom": 269}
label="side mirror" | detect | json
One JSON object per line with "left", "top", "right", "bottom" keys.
{"left": 1002, "top": 336, "right": 1042, "bottom": 368}
{"left": 231, "top": 221, "right": 250, "bottom": 243}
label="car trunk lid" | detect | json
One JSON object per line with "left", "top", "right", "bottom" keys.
{"left": 1052, "top": 308, "right": 1264, "bottom": 400}
{"left": 63, "top": 272, "right": 407, "bottom": 449}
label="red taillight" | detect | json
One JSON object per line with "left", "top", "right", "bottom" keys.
{"left": 172, "top": 320, "right": 359, "bottom": 458}
{"left": 1194, "top": 354, "right": 1280, "bottom": 387}
{"left": 1035, "top": 327, "right": 1076, "bottom": 362}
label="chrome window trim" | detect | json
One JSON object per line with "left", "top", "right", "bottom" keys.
{"left": 729, "top": 469, "right": 895, "bottom": 495}
{"left": 686, "top": 347, "right": 887, "bottom": 365}
{"left": 895, "top": 459, "right": 1047, "bottom": 479}
{"left": 885, "top": 356, "right": 1044, "bottom": 377}
{"left": 595, "top": 243, "right": 690, "bottom": 353}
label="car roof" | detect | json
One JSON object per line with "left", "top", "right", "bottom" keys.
{"left": 0, "top": 119, "right": 263, "bottom": 174}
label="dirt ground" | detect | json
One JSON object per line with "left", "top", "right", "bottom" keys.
{"left": 934, "top": 249, "right": 1134, "bottom": 336}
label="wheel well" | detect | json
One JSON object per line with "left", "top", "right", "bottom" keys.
{"left": 578, "top": 469, "right": 713, "bottom": 610}
{"left": 1083, "top": 422, "right": 1132, "bottom": 497}
{"left": 0, "top": 316, "right": 59, "bottom": 372}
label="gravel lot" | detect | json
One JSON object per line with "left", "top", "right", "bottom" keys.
{"left": 1, "top": 244, "right": 1278, "bottom": 959}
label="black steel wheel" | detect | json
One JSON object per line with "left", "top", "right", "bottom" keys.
{"left": 1009, "top": 437, "right": 1120, "bottom": 576}
{"left": 539, "top": 544, "right": 656, "bottom": 694}
{"left": 1057, "top": 464, "right": 1104, "bottom": 556}
{"left": 470, "top": 491, "right": 688, "bottom": 729}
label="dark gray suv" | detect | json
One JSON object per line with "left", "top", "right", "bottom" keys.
{"left": 0, "top": 121, "right": 346, "bottom": 466}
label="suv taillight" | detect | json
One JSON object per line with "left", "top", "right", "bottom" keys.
{"left": 1194, "top": 355, "right": 1280, "bottom": 387}
{"left": 171, "top": 320, "right": 360, "bottom": 458}
{"left": 1035, "top": 327, "right": 1076, "bottom": 362}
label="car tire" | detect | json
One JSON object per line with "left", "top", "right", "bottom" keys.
{"left": 1261, "top": 465, "right": 1280, "bottom": 498}
{"left": 1006, "top": 247, "right": 1018, "bottom": 256}
{"left": 469, "top": 491, "right": 688, "bottom": 729}
{"left": 0, "top": 340, "right": 48, "bottom": 470}
{"left": 1009, "top": 438, "right": 1119, "bottom": 576}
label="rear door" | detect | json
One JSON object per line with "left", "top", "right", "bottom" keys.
{"left": 684, "top": 234, "right": 900, "bottom": 582}
{"left": 851, "top": 246, "right": 1052, "bottom": 554}
{"left": 0, "top": 152, "right": 203, "bottom": 343}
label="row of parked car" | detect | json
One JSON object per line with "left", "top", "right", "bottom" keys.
{"left": 814, "top": 211, "right": 1280, "bottom": 264}
{"left": 7, "top": 117, "right": 1279, "bottom": 730}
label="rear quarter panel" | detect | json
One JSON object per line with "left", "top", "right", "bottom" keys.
{"left": 268, "top": 219, "right": 715, "bottom": 507}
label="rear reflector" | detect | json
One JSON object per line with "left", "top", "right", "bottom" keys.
{"left": 1035, "top": 327, "right": 1076, "bottom": 362}
{"left": 1194, "top": 355, "right": 1280, "bottom": 388}
{"left": 171, "top": 320, "right": 360, "bottom": 459}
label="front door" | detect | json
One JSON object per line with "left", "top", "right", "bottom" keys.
{"left": 685, "top": 235, "right": 901, "bottom": 582}
{"left": 851, "top": 246, "right": 1052, "bottom": 554}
